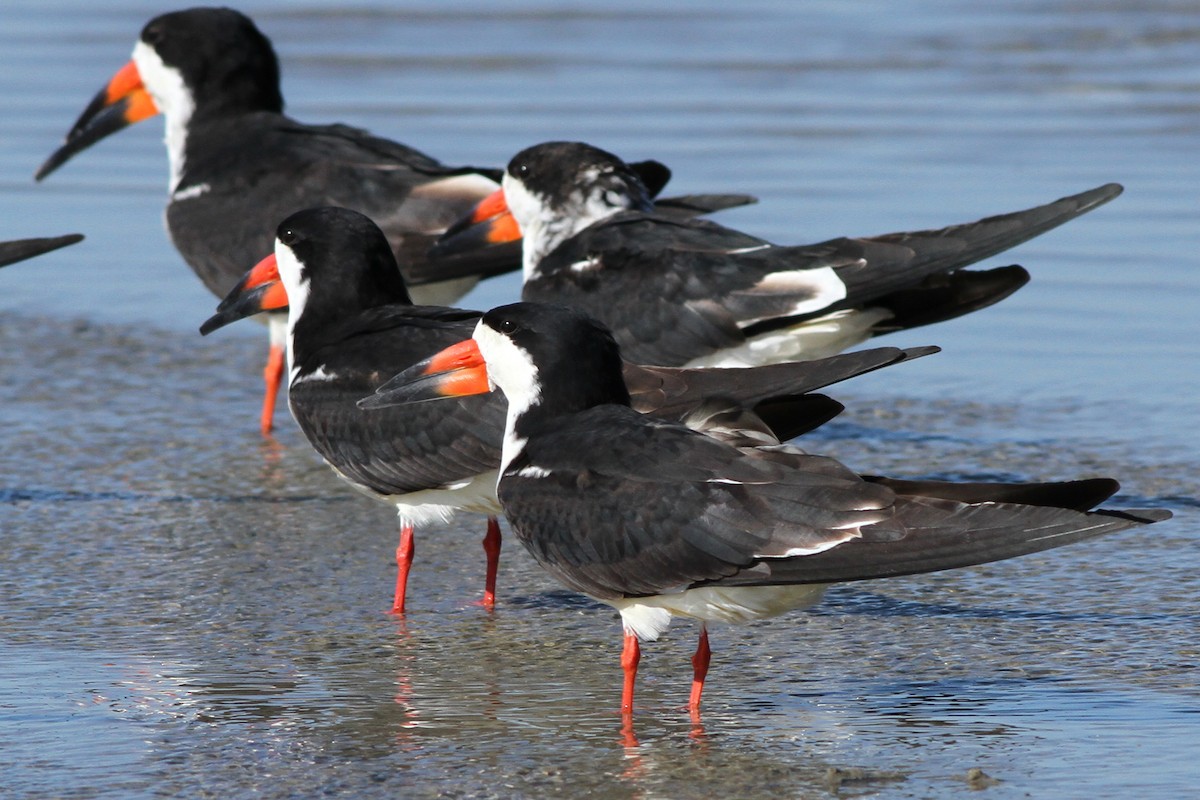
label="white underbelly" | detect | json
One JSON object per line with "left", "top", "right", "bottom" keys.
{"left": 613, "top": 583, "right": 831, "bottom": 642}
{"left": 329, "top": 466, "right": 501, "bottom": 527}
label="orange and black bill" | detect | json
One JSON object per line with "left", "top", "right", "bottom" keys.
{"left": 358, "top": 339, "right": 492, "bottom": 409}
{"left": 426, "top": 188, "right": 522, "bottom": 261}
{"left": 199, "top": 253, "right": 289, "bottom": 335}
{"left": 35, "top": 61, "right": 160, "bottom": 181}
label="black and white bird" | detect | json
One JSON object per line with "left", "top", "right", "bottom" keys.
{"left": 35, "top": 10, "right": 751, "bottom": 434}
{"left": 364, "top": 301, "right": 1171, "bottom": 713}
{"left": 430, "top": 140, "right": 1122, "bottom": 367}
{"left": 0, "top": 234, "right": 83, "bottom": 269}
{"left": 202, "top": 207, "right": 931, "bottom": 614}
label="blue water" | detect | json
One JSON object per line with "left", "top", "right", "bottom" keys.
{"left": 0, "top": 1, "right": 1195, "bottom": 797}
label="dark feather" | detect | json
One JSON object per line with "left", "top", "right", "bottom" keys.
{"left": 522, "top": 178, "right": 1121, "bottom": 365}
{"left": 0, "top": 234, "right": 84, "bottom": 268}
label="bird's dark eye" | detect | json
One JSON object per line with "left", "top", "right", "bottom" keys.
{"left": 278, "top": 228, "right": 299, "bottom": 246}
{"left": 142, "top": 23, "right": 164, "bottom": 46}
{"left": 498, "top": 318, "right": 519, "bottom": 334}
{"left": 514, "top": 162, "right": 529, "bottom": 177}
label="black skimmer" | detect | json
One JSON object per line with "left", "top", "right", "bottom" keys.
{"left": 0, "top": 234, "right": 83, "bottom": 268}
{"left": 35, "top": 9, "right": 752, "bottom": 435}
{"left": 365, "top": 301, "right": 1171, "bottom": 713}
{"left": 431, "top": 140, "right": 1123, "bottom": 367}
{"left": 201, "top": 207, "right": 935, "bottom": 614}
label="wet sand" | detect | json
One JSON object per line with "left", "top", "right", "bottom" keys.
{"left": 0, "top": 313, "right": 1192, "bottom": 798}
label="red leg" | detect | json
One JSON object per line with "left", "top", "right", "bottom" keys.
{"left": 621, "top": 632, "right": 641, "bottom": 714}
{"left": 688, "top": 626, "right": 711, "bottom": 712}
{"left": 480, "top": 516, "right": 502, "bottom": 610}
{"left": 620, "top": 714, "right": 640, "bottom": 750}
{"left": 391, "top": 524, "right": 414, "bottom": 615}
{"left": 260, "top": 343, "right": 285, "bottom": 436}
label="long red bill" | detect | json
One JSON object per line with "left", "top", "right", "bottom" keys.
{"left": 427, "top": 189, "right": 522, "bottom": 260}
{"left": 199, "top": 253, "right": 289, "bottom": 335}
{"left": 36, "top": 60, "right": 161, "bottom": 181}
{"left": 358, "top": 338, "right": 492, "bottom": 409}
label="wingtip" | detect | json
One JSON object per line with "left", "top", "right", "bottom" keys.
{"left": 899, "top": 345, "right": 941, "bottom": 361}
{"left": 1099, "top": 507, "right": 1173, "bottom": 524}
{"left": 0, "top": 232, "right": 86, "bottom": 268}
{"left": 1078, "top": 182, "right": 1124, "bottom": 209}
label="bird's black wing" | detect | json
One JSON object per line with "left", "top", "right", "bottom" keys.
{"left": 818, "top": 183, "right": 1122, "bottom": 304}
{"left": 707, "top": 477, "right": 1168, "bottom": 587}
{"left": 170, "top": 114, "right": 503, "bottom": 295}
{"left": 499, "top": 406, "right": 894, "bottom": 600}
{"left": 0, "top": 234, "right": 84, "bottom": 268}
{"left": 525, "top": 213, "right": 858, "bottom": 365}
{"left": 624, "top": 345, "right": 937, "bottom": 423}
{"left": 290, "top": 305, "right": 504, "bottom": 496}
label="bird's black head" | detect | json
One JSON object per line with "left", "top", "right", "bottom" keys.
{"left": 140, "top": 7, "right": 284, "bottom": 116}
{"left": 476, "top": 302, "right": 631, "bottom": 417}
{"left": 274, "top": 207, "right": 412, "bottom": 324}
{"left": 505, "top": 141, "right": 654, "bottom": 216}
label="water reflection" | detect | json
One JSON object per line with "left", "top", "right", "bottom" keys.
{"left": 5, "top": 592, "right": 1197, "bottom": 797}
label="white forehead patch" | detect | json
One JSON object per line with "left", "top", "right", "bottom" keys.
{"left": 132, "top": 40, "right": 195, "bottom": 193}
{"left": 500, "top": 172, "right": 541, "bottom": 234}
{"left": 274, "top": 239, "right": 310, "bottom": 381}
{"left": 273, "top": 240, "right": 308, "bottom": 316}
{"left": 473, "top": 319, "right": 542, "bottom": 408}
{"left": 474, "top": 319, "right": 543, "bottom": 473}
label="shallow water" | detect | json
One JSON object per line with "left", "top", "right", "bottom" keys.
{"left": 0, "top": 1, "right": 1196, "bottom": 798}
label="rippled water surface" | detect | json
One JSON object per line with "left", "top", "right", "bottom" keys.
{"left": 1, "top": 1, "right": 1196, "bottom": 797}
